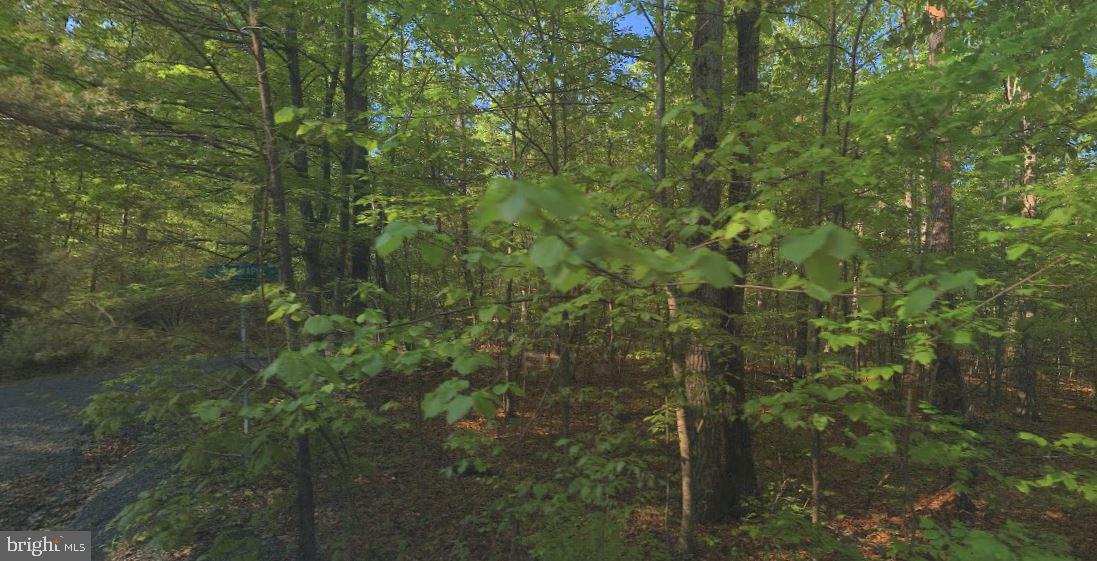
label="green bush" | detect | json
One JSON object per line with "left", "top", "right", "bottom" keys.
{"left": 0, "top": 280, "right": 238, "bottom": 378}
{"left": 526, "top": 507, "right": 658, "bottom": 561}
{"left": 0, "top": 314, "right": 129, "bottom": 375}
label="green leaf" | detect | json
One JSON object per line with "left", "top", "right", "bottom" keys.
{"left": 470, "top": 391, "right": 497, "bottom": 418}
{"left": 445, "top": 395, "right": 474, "bottom": 424}
{"left": 805, "top": 283, "right": 832, "bottom": 302}
{"left": 937, "top": 270, "right": 977, "bottom": 292}
{"left": 717, "top": 221, "right": 747, "bottom": 241}
{"left": 823, "top": 225, "right": 860, "bottom": 260}
{"left": 267, "top": 352, "right": 312, "bottom": 385}
{"left": 423, "top": 379, "right": 469, "bottom": 420}
{"left": 530, "top": 236, "right": 569, "bottom": 268}
{"left": 303, "top": 315, "right": 334, "bottom": 336}
{"left": 1006, "top": 243, "right": 1032, "bottom": 261}
{"left": 548, "top": 266, "right": 587, "bottom": 292}
{"left": 911, "top": 347, "right": 935, "bottom": 366}
{"left": 375, "top": 221, "right": 431, "bottom": 257}
{"left": 531, "top": 177, "right": 589, "bottom": 219}
{"left": 1043, "top": 207, "right": 1074, "bottom": 226}
{"left": 477, "top": 304, "right": 510, "bottom": 322}
{"left": 952, "top": 330, "right": 973, "bottom": 345}
{"left": 804, "top": 252, "right": 841, "bottom": 292}
{"left": 780, "top": 229, "right": 828, "bottom": 264}
{"left": 691, "top": 249, "right": 737, "bottom": 288}
{"left": 274, "top": 106, "right": 299, "bottom": 124}
{"left": 1018, "top": 432, "right": 1049, "bottom": 447}
{"left": 194, "top": 399, "right": 229, "bottom": 422}
{"left": 860, "top": 287, "right": 883, "bottom": 314}
{"left": 360, "top": 353, "right": 385, "bottom": 376}
{"left": 901, "top": 287, "right": 936, "bottom": 318}
{"left": 356, "top": 308, "right": 385, "bottom": 325}
{"left": 353, "top": 136, "right": 379, "bottom": 152}
{"left": 499, "top": 190, "right": 531, "bottom": 222}
{"left": 420, "top": 242, "right": 445, "bottom": 266}
{"left": 492, "top": 382, "right": 525, "bottom": 397}
{"left": 453, "top": 53, "right": 482, "bottom": 68}
{"left": 661, "top": 101, "right": 707, "bottom": 127}
{"left": 453, "top": 352, "right": 493, "bottom": 375}
{"left": 779, "top": 223, "right": 860, "bottom": 265}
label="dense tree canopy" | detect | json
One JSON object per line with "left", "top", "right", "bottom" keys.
{"left": 2, "top": 0, "right": 1096, "bottom": 559}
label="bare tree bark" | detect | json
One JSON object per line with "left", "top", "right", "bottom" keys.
{"left": 722, "top": 0, "right": 761, "bottom": 511}
{"left": 1005, "top": 77, "right": 1040, "bottom": 420}
{"left": 925, "top": 3, "right": 964, "bottom": 417}
{"left": 335, "top": 0, "right": 361, "bottom": 313}
{"left": 285, "top": 12, "right": 325, "bottom": 314}
{"left": 653, "top": 0, "right": 668, "bottom": 195}
{"left": 246, "top": 4, "right": 316, "bottom": 560}
{"left": 678, "top": 4, "right": 747, "bottom": 554}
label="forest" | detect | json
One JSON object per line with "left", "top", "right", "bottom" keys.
{"left": 0, "top": 0, "right": 1095, "bottom": 559}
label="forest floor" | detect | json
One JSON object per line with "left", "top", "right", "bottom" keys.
{"left": 0, "top": 360, "right": 228, "bottom": 561}
{"left": 3, "top": 359, "right": 1095, "bottom": 561}
{"left": 315, "top": 358, "right": 1097, "bottom": 561}
{"left": 0, "top": 367, "right": 135, "bottom": 560}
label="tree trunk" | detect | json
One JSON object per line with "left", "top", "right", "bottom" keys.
{"left": 502, "top": 276, "right": 517, "bottom": 418}
{"left": 811, "top": 2, "right": 840, "bottom": 522}
{"left": 248, "top": 3, "right": 294, "bottom": 294}
{"left": 286, "top": 16, "right": 324, "bottom": 314}
{"left": 720, "top": 0, "right": 761, "bottom": 509}
{"left": 925, "top": 3, "right": 964, "bottom": 417}
{"left": 294, "top": 434, "right": 318, "bottom": 561}
{"left": 556, "top": 312, "right": 574, "bottom": 438}
{"left": 345, "top": 2, "right": 374, "bottom": 288}
{"left": 648, "top": 3, "right": 696, "bottom": 550}
{"left": 335, "top": 0, "right": 360, "bottom": 314}
{"left": 678, "top": 2, "right": 742, "bottom": 544}
{"left": 246, "top": 4, "right": 315, "bottom": 560}
{"left": 1006, "top": 77, "right": 1040, "bottom": 420}
{"left": 89, "top": 209, "right": 101, "bottom": 292}
{"left": 653, "top": 0, "right": 667, "bottom": 198}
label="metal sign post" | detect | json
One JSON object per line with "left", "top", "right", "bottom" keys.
{"left": 241, "top": 299, "right": 250, "bottom": 434}
{"left": 207, "top": 263, "right": 278, "bottom": 434}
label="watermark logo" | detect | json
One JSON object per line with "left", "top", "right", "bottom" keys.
{"left": 1, "top": 532, "right": 90, "bottom": 560}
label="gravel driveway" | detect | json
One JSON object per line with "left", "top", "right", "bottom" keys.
{"left": 0, "top": 359, "right": 260, "bottom": 561}
{"left": 0, "top": 368, "right": 161, "bottom": 560}
{"left": 0, "top": 369, "right": 113, "bottom": 519}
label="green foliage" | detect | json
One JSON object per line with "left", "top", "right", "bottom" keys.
{"left": 423, "top": 379, "right": 498, "bottom": 424}
{"left": 1015, "top": 432, "right": 1097, "bottom": 503}
{"left": 441, "top": 429, "right": 500, "bottom": 477}
{"left": 898, "top": 519, "right": 1075, "bottom": 561}
{"left": 494, "top": 410, "right": 662, "bottom": 561}
{"left": 374, "top": 221, "right": 435, "bottom": 257}
{"left": 741, "top": 508, "right": 866, "bottom": 560}
{"left": 3, "top": 0, "right": 1095, "bottom": 558}
{"left": 525, "top": 508, "right": 658, "bottom": 561}
{"left": 0, "top": 315, "right": 122, "bottom": 373}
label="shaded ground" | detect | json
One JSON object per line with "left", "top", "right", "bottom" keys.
{"left": 0, "top": 367, "right": 167, "bottom": 561}
{"left": 0, "top": 368, "right": 116, "bottom": 530}
{"left": 0, "top": 361, "right": 230, "bottom": 561}
{"left": 4, "top": 358, "right": 1094, "bottom": 561}
{"left": 325, "top": 360, "right": 1097, "bottom": 561}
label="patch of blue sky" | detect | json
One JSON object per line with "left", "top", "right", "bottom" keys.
{"left": 605, "top": 1, "right": 652, "bottom": 36}
{"left": 601, "top": 1, "right": 650, "bottom": 86}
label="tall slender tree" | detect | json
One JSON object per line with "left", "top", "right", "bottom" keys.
{"left": 925, "top": 2, "right": 964, "bottom": 416}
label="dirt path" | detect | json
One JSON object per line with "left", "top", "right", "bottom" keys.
{"left": 0, "top": 360, "right": 242, "bottom": 561}
{"left": 0, "top": 368, "right": 171, "bottom": 561}
{"left": 0, "top": 369, "right": 114, "bottom": 526}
